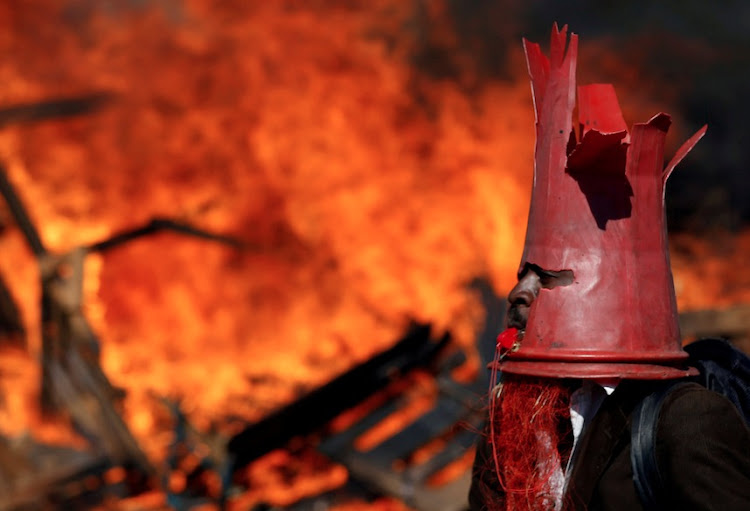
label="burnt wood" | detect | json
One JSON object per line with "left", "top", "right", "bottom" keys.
{"left": 679, "top": 304, "right": 750, "bottom": 340}
{"left": 316, "top": 346, "right": 486, "bottom": 511}
{"left": 0, "top": 275, "right": 23, "bottom": 343}
{"left": 268, "top": 279, "right": 500, "bottom": 511}
{"left": 0, "top": 164, "right": 46, "bottom": 257}
{"left": 86, "top": 217, "right": 246, "bottom": 253}
{"left": 679, "top": 304, "right": 750, "bottom": 354}
{"left": 0, "top": 93, "right": 114, "bottom": 128}
{"left": 0, "top": 157, "right": 243, "bottom": 478}
{"left": 227, "top": 322, "right": 451, "bottom": 471}
{"left": 0, "top": 162, "right": 154, "bottom": 476}
{"left": 0, "top": 434, "right": 112, "bottom": 511}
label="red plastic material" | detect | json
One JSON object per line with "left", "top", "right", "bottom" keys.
{"left": 502, "top": 25, "right": 704, "bottom": 380}
{"left": 496, "top": 327, "right": 519, "bottom": 354}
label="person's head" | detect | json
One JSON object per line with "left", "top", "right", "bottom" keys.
{"left": 506, "top": 264, "right": 574, "bottom": 333}
{"left": 479, "top": 25, "right": 703, "bottom": 511}
{"left": 496, "top": 26, "right": 704, "bottom": 381}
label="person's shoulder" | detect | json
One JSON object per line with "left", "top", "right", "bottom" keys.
{"left": 662, "top": 380, "right": 714, "bottom": 404}
{"left": 654, "top": 382, "right": 750, "bottom": 510}
{"left": 663, "top": 381, "right": 738, "bottom": 411}
{"left": 658, "top": 381, "right": 748, "bottom": 438}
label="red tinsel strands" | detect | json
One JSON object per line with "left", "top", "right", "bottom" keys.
{"left": 488, "top": 327, "right": 520, "bottom": 496}
{"left": 488, "top": 373, "right": 573, "bottom": 510}
{"left": 487, "top": 340, "right": 502, "bottom": 501}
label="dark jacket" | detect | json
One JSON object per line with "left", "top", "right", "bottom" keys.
{"left": 469, "top": 381, "right": 750, "bottom": 511}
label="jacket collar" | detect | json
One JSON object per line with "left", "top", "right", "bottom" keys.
{"left": 563, "top": 380, "right": 651, "bottom": 510}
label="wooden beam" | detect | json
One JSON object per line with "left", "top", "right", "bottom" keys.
{"left": 227, "top": 323, "right": 451, "bottom": 472}
{"left": 679, "top": 304, "right": 750, "bottom": 338}
{"left": 0, "top": 93, "right": 114, "bottom": 128}
{"left": 679, "top": 304, "right": 750, "bottom": 353}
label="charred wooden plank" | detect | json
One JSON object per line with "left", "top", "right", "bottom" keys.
{"left": 0, "top": 434, "right": 112, "bottom": 511}
{"left": 0, "top": 158, "right": 240, "bottom": 488}
{"left": 680, "top": 304, "right": 750, "bottom": 355}
{"left": 0, "top": 93, "right": 115, "bottom": 128}
{"left": 45, "top": 348, "right": 154, "bottom": 476}
{"left": 0, "top": 275, "right": 24, "bottom": 344}
{"left": 310, "top": 279, "right": 499, "bottom": 511}
{"left": 35, "top": 249, "right": 152, "bottom": 476}
{"left": 317, "top": 354, "right": 485, "bottom": 511}
{"left": 227, "top": 322, "right": 451, "bottom": 471}
{"left": 86, "top": 217, "right": 246, "bottom": 253}
{"left": 0, "top": 164, "right": 46, "bottom": 257}
{"left": 39, "top": 248, "right": 123, "bottom": 414}
{"left": 679, "top": 304, "right": 750, "bottom": 339}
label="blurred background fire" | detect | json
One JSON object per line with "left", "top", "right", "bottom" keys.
{"left": 0, "top": 1, "right": 748, "bottom": 510}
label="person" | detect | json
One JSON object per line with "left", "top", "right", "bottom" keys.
{"left": 468, "top": 25, "right": 750, "bottom": 511}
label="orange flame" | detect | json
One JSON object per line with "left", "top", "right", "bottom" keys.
{"left": 0, "top": 2, "right": 532, "bottom": 506}
{"left": 0, "top": 2, "right": 745, "bottom": 508}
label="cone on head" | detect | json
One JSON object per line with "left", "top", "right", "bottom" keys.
{"left": 500, "top": 24, "right": 705, "bottom": 380}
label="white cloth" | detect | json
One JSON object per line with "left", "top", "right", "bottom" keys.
{"left": 569, "top": 380, "right": 617, "bottom": 457}
{"left": 550, "top": 380, "right": 619, "bottom": 509}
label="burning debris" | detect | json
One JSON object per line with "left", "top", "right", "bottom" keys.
{"left": 0, "top": 157, "right": 246, "bottom": 507}
{"left": 0, "top": 2, "right": 749, "bottom": 510}
{"left": 1, "top": 137, "right": 490, "bottom": 509}
{"left": 0, "top": 278, "right": 23, "bottom": 344}
{"left": 0, "top": 93, "right": 116, "bottom": 129}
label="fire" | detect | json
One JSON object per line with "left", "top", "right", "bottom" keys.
{"left": 0, "top": 1, "right": 532, "bottom": 507}
{"left": 0, "top": 2, "right": 745, "bottom": 508}
{"left": 671, "top": 231, "right": 750, "bottom": 310}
